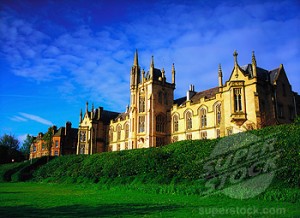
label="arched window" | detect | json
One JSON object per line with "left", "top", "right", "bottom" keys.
{"left": 156, "top": 114, "right": 165, "bottom": 132}
{"left": 173, "top": 115, "right": 179, "bottom": 132}
{"left": 117, "top": 125, "right": 121, "bottom": 141}
{"left": 125, "top": 124, "right": 129, "bottom": 139}
{"left": 139, "top": 96, "right": 145, "bottom": 112}
{"left": 139, "top": 116, "right": 145, "bottom": 133}
{"left": 216, "top": 104, "right": 221, "bottom": 126}
{"left": 200, "top": 108, "right": 207, "bottom": 128}
{"left": 186, "top": 111, "right": 192, "bottom": 130}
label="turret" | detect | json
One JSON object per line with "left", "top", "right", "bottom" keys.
{"left": 218, "top": 64, "right": 223, "bottom": 87}
{"left": 130, "top": 50, "right": 140, "bottom": 89}
{"left": 172, "top": 63, "right": 175, "bottom": 84}
{"left": 150, "top": 55, "right": 154, "bottom": 79}
{"left": 252, "top": 51, "right": 257, "bottom": 78}
{"left": 79, "top": 109, "right": 82, "bottom": 123}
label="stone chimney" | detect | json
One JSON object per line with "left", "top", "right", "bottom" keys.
{"left": 187, "top": 84, "right": 196, "bottom": 101}
{"left": 65, "top": 122, "right": 72, "bottom": 136}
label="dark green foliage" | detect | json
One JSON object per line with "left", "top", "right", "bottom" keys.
{"left": 0, "top": 134, "right": 23, "bottom": 164}
{"left": 20, "top": 134, "right": 34, "bottom": 160}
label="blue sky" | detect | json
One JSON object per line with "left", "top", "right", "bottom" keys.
{"left": 0, "top": 0, "right": 299, "bottom": 144}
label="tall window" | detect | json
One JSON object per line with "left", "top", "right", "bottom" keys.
{"left": 201, "top": 131, "right": 207, "bottom": 139}
{"left": 216, "top": 129, "right": 220, "bottom": 138}
{"left": 139, "top": 96, "right": 145, "bottom": 112}
{"left": 186, "top": 111, "right": 192, "bottom": 130}
{"left": 117, "top": 125, "right": 121, "bottom": 140}
{"left": 55, "top": 140, "right": 59, "bottom": 148}
{"left": 234, "top": 88, "right": 242, "bottom": 112}
{"left": 125, "top": 124, "right": 129, "bottom": 139}
{"left": 216, "top": 104, "right": 221, "bottom": 126}
{"left": 156, "top": 114, "right": 165, "bottom": 132}
{"left": 156, "top": 137, "right": 164, "bottom": 146}
{"left": 139, "top": 116, "right": 145, "bottom": 133}
{"left": 109, "top": 127, "right": 113, "bottom": 142}
{"left": 80, "top": 131, "right": 86, "bottom": 142}
{"left": 173, "top": 115, "right": 179, "bottom": 132}
{"left": 200, "top": 108, "right": 207, "bottom": 128}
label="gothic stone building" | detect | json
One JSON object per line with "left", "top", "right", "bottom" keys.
{"left": 77, "top": 50, "right": 299, "bottom": 154}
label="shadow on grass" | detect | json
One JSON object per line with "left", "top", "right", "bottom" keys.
{"left": 0, "top": 203, "right": 182, "bottom": 217}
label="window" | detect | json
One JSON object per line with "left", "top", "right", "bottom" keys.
{"left": 186, "top": 111, "right": 192, "bottom": 130}
{"left": 156, "top": 137, "right": 164, "bottom": 146}
{"left": 117, "top": 144, "right": 120, "bottom": 151}
{"left": 33, "top": 145, "right": 36, "bottom": 152}
{"left": 125, "top": 124, "right": 129, "bottom": 139}
{"left": 156, "top": 114, "right": 165, "bottom": 132}
{"left": 234, "top": 88, "right": 242, "bottom": 112}
{"left": 109, "top": 127, "right": 113, "bottom": 142}
{"left": 173, "top": 115, "right": 179, "bottom": 132}
{"left": 216, "top": 129, "right": 220, "bottom": 138}
{"left": 80, "top": 144, "right": 85, "bottom": 154}
{"left": 55, "top": 140, "right": 59, "bottom": 148}
{"left": 117, "top": 125, "right": 121, "bottom": 141}
{"left": 216, "top": 104, "right": 221, "bottom": 126}
{"left": 172, "top": 136, "right": 178, "bottom": 143}
{"left": 125, "top": 142, "right": 128, "bottom": 150}
{"left": 139, "top": 116, "right": 145, "bottom": 133}
{"left": 80, "top": 131, "right": 86, "bottom": 142}
{"left": 158, "top": 91, "right": 162, "bottom": 104}
{"left": 186, "top": 133, "right": 192, "bottom": 140}
{"left": 139, "top": 96, "right": 145, "bottom": 112}
{"left": 200, "top": 108, "right": 207, "bottom": 128}
{"left": 54, "top": 151, "right": 59, "bottom": 156}
{"left": 227, "top": 128, "right": 233, "bottom": 136}
{"left": 201, "top": 131, "right": 207, "bottom": 139}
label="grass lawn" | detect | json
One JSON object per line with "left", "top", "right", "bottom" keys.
{"left": 0, "top": 183, "right": 299, "bottom": 217}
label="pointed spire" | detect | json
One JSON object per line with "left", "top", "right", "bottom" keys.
{"left": 218, "top": 64, "right": 223, "bottom": 87}
{"left": 86, "top": 101, "right": 88, "bottom": 113}
{"left": 133, "top": 49, "right": 138, "bottom": 66}
{"left": 252, "top": 51, "right": 257, "bottom": 78}
{"left": 233, "top": 50, "right": 238, "bottom": 65}
{"left": 150, "top": 55, "right": 154, "bottom": 68}
{"left": 92, "top": 103, "right": 94, "bottom": 112}
{"left": 80, "top": 108, "right": 83, "bottom": 123}
{"left": 149, "top": 55, "right": 154, "bottom": 79}
{"left": 172, "top": 63, "right": 175, "bottom": 84}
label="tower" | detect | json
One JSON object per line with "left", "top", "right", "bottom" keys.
{"left": 128, "top": 51, "right": 176, "bottom": 149}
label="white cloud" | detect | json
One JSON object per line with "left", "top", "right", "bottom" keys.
{"left": 10, "top": 116, "right": 28, "bottom": 122}
{"left": 19, "top": 112, "right": 53, "bottom": 126}
{"left": 0, "top": 0, "right": 299, "bottom": 112}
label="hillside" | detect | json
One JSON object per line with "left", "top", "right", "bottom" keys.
{"left": 1, "top": 122, "right": 300, "bottom": 202}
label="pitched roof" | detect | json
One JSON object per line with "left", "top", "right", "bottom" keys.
{"left": 175, "top": 87, "right": 219, "bottom": 106}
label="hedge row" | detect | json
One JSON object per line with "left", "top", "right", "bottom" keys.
{"left": 33, "top": 123, "right": 300, "bottom": 187}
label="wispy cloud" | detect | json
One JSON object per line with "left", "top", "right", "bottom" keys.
{"left": 18, "top": 112, "right": 53, "bottom": 126}
{"left": 0, "top": 0, "right": 299, "bottom": 112}
{"left": 10, "top": 116, "right": 27, "bottom": 122}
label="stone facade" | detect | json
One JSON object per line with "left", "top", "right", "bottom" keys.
{"left": 77, "top": 50, "right": 299, "bottom": 154}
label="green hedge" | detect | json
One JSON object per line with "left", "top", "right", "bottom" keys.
{"left": 33, "top": 123, "right": 300, "bottom": 188}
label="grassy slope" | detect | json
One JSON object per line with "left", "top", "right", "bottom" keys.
{"left": 0, "top": 182, "right": 299, "bottom": 218}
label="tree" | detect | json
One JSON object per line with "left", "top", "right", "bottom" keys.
{"left": 0, "top": 134, "right": 23, "bottom": 164}
{"left": 20, "top": 134, "right": 34, "bottom": 160}
{"left": 43, "top": 127, "right": 54, "bottom": 162}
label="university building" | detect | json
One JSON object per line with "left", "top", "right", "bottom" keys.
{"left": 77, "top": 50, "right": 299, "bottom": 154}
